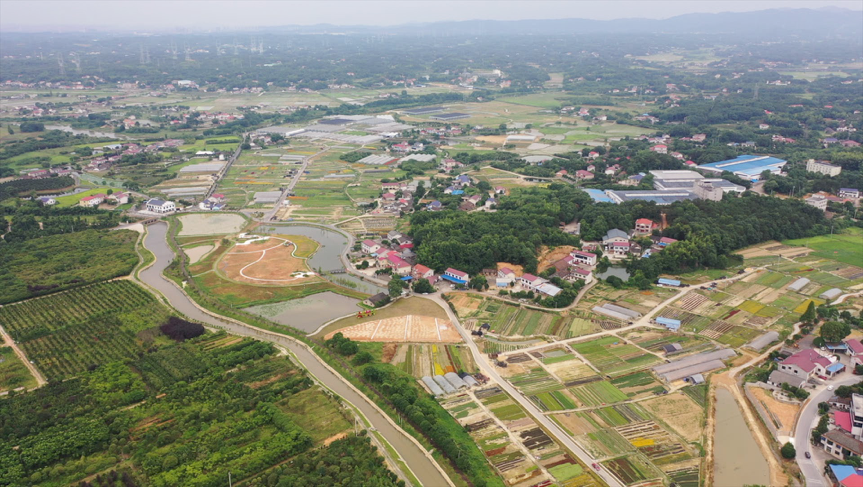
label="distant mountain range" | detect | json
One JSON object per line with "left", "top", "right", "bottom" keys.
{"left": 2, "top": 8, "right": 862, "bottom": 38}
{"left": 263, "top": 8, "right": 863, "bottom": 39}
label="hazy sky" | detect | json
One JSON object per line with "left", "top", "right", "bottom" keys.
{"left": 2, "top": 0, "right": 861, "bottom": 30}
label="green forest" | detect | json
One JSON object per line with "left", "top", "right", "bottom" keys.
{"left": 0, "top": 229, "right": 138, "bottom": 304}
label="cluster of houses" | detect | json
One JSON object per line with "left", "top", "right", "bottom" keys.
{"left": 423, "top": 175, "right": 502, "bottom": 213}
{"left": 197, "top": 193, "right": 226, "bottom": 211}
{"left": 19, "top": 166, "right": 74, "bottom": 179}
{"left": 378, "top": 181, "right": 419, "bottom": 215}
{"left": 78, "top": 191, "right": 129, "bottom": 207}
{"left": 805, "top": 189, "right": 861, "bottom": 212}
{"left": 85, "top": 140, "right": 185, "bottom": 172}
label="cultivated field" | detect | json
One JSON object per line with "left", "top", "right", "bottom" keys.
{"left": 178, "top": 213, "right": 247, "bottom": 236}
{"left": 0, "top": 281, "right": 171, "bottom": 381}
{"left": 325, "top": 315, "right": 462, "bottom": 343}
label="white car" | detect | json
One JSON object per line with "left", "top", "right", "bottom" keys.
{"left": 828, "top": 385, "right": 834, "bottom": 391}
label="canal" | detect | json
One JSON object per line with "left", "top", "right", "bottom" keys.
{"left": 713, "top": 388, "right": 770, "bottom": 486}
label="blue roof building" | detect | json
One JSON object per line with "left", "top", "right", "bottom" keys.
{"left": 658, "top": 278, "right": 682, "bottom": 287}
{"left": 582, "top": 188, "right": 614, "bottom": 203}
{"left": 698, "top": 155, "right": 787, "bottom": 181}
{"left": 656, "top": 317, "right": 681, "bottom": 331}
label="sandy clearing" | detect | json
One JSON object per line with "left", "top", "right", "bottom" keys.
{"left": 749, "top": 386, "right": 799, "bottom": 433}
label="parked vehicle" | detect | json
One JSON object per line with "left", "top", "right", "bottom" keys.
{"left": 805, "top": 451, "right": 811, "bottom": 459}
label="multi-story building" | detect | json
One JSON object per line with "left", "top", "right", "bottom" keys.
{"left": 806, "top": 159, "right": 842, "bottom": 177}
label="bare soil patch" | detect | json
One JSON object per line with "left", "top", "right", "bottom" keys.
{"left": 538, "top": 245, "right": 577, "bottom": 273}
{"left": 749, "top": 386, "right": 799, "bottom": 432}
{"left": 325, "top": 315, "right": 463, "bottom": 343}
{"left": 642, "top": 392, "right": 705, "bottom": 442}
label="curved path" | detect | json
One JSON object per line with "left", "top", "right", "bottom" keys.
{"left": 138, "top": 222, "right": 451, "bottom": 487}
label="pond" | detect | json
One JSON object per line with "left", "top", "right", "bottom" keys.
{"left": 714, "top": 388, "right": 770, "bottom": 486}
{"left": 243, "top": 291, "right": 361, "bottom": 334}
{"left": 596, "top": 266, "right": 631, "bottom": 281}
{"left": 258, "top": 224, "right": 385, "bottom": 295}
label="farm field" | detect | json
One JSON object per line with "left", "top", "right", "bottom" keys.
{"left": 0, "top": 330, "right": 386, "bottom": 487}
{"left": 783, "top": 228, "right": 863, "bottom": 267}
{"left": 0, "top": 346, "right": 37, "bottom": 392}
{"left": 177, "top": 213, "right": 247, "bottom": 236}
{"left": 317, "top": 297, "right": 449, "bottom": 337}
{"left": 387, "top": 343, "right": 477, "bottom": 377}
{"left": 641, "top": 393, "right": 705, "bottom": 442}
{"left": 219, "top": 235, "right": 319, "bottom": 285}
{"left": 447, "top": 293, "right": 566, "bottom": 338}
{"left": 570, "top": 336, "right": 661, "bottom": 377}
{"left": 326, "top": 315, "right": 463, "bottom": 343}
{"left": 0, "top": 280, "right": 171, "bottom": 381}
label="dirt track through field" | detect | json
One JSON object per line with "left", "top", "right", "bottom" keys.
{"left": 326, "top": 315, "right": 463, "bottom": 343}
{"left": 221, "top": 237, "right": 315, "bottom": 284}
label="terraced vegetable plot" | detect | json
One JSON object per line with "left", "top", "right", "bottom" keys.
{"left": 0, "top": 281, "right": 171, "bottom": 381}
{"left": 682, "top": 384, "right": 708, "bottom": 407}
{"left": 509, "top": 368, "right": 561, "bottom": 395}
{"left": 616, "top": 420, "right": 690, "bottom": 465}
{"left": 603, "top": 455, "right": 662, "bottom": 485}
{"left": 593, "top": 404, "right": 650, "bottom": 428}
{"left": 570, "top": 337, "right": 659, "bottom": 376}
{"left": 570, "top": 381, "right": 628, "bottom": 407}
{"left": 531, "top": 390, "right": 578, "bottom": 411}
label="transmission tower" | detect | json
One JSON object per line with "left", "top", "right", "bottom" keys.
{"left": 171, "top": 40, "right": 178, "bottom": 60}
{"left": 184, "top": 43, "right": 192, "bottom": 62}
{"left": 57, "top": 53, "right": 66, "bottom": 76}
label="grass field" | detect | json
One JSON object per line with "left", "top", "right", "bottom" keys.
{"left": 784, "top": 230, "right": 863, "bottom": 267}
{"left": 570, "top": 381, "right": 629, "bottom": 407}
{"left": 54, "top": 188, "right": 112, "bottom": 207}
{"left": 0, "top": 346, "right": 37, "bottom": 392}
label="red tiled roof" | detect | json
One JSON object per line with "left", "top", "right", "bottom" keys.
{"left": 413, "top": 264, "right": 432, "bottom": 275}
{"left": 445, "top": 268, "right": 468, "bottom": 278}
{"left": 847, "top": 339, "right": 863, "bottom": 354}
{"left": 782, "top": 349, "right": 828, "bottom": 373}
{"left": 835, "top": 411, "right": 853, "bottom": 433}
{"left": 521, "top": 273, "right": 541, "bottom": 283}
{"left": 499, "top": 267, "right": 515, "bottom": 275}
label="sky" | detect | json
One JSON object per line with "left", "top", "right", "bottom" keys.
{"left": 1, "top": 0, "right": 862, "bottom": 31}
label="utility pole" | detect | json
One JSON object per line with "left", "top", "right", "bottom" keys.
{"left": 57, "top": 52, "right": 66, "bottom": 77}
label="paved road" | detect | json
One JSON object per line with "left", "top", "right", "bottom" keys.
{"left": 423, "top": 294, "right": 622, "bottom": 487}
{"left": 795, "top": 375, "right": 860, "bottom": 487}
{"left": 138, "top": 222, "right": 452, "bottom": 487}
{"left": 264, "top": 146, "right": 327, "bottom": 221}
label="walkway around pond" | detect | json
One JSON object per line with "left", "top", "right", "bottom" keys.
{"left": 136, "top": 222, "right": 453, "bottom": 487}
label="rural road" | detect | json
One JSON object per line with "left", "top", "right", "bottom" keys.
{"left": 0, "top": 324, "right": 47, "bottom": 388}
{"left": 423, "top": 293, "right": 623, "bottom": 487}
{"left": 137, "top": 222, "right": 453, "bottom": 487}
{"left": 794, "top": 375, "right": 861, "bottom": 487}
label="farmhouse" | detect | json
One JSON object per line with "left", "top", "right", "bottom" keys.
{"left": 37, "top": 196, "right": 56, "bottom": 205}
{"left": 634, "top": 218, "right": 658, "bottom": 235}
{"left": 846, "top": 339, "right": 863, "bottom": 368}
{"left": 805, "top": 195, "right": 828, "bottom": 211}
{"left": 361, "top": 240, "right": 382, "bottom": 254}
{"left": 822, "top": 430, "right": 863, "bottom": 461}
{"left": 442, "top": 268, "right": 469, "bottom": 285}
{"left": 145, "top": 198, "right": 176, "bottom": 214}
{"left": 107, "top": 192, "right": 129, "bottom": 204}
{"left": 79, "top": 194, "right": 104, "bottom": 207}
{"left": 778, "top": 349, "right": 836, "bottom": 379}
{"left": 602, "top": 229, "right": 630, "bottom": 247}
{"left": 569, "top": 267, "right": 593, "bottom": 283}
{"left": 570, "top": 250, "right": 597, "bottom": 266}
{"left": 364, "top": 293, "right": 389, "bottom": 307}
{"left": 610, "top": 241, "right": 632, "bottom": 256}
{"left": 767, "top": 370, "right": 806, "bottom": 388}
{"left": 497, "top": 267, "right": 516, "bottom": 287}
{"left": 839, "top": 188, "right": 860, "bottom": 199}
{"left": 519, "top": 273, "right": 544, "bottom": 291}
{"left": 385, "top": 254, "right": 412, "bottom": 275}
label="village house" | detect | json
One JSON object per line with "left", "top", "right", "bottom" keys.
{"left": 602, "top": 229, "right": 630, "bottom": 248}
{"left": 442, "top": 268, "right": 469, "bottom": 285}
{"left": 79, "top": 194, "right": 105, "bottom": 207}
{"left": 777, "top": 349, "right": 841, "bottom": 379}
{"left": 575, "top": 170, "right": 594, "bottom": 180}
{"left": 651, "top": 144, "right": 668, "bottom": 154}
{"left": 518, "top": 273, "right": 544, "bottom": 291}
{"left": 494, "top": 186, "right": 506, "bottom": 195}
{"left": 610, "top": 241, "right": 632, "bottom": 256}
{"left": 839, "top": 188, "right": 860, "bottom": 199}
{"left": 364, "top": 292, "right": 389, "bottom": 307}
{"left": 145, "top": 199, "right": 176, "bottom": 214}
{"left": 412, "top": 264, "right": 434, "bottom": 280}
{"left": 361, "top": 240, "right": 382, "bottom": 254}
{"left": 459, "top": 201, "right": 476, "bottom": 212}
{"left": 846, "top": 339, "right": 863, "bottom": 368}
{"left": 497, "top": 267, "right": 516, "bottom": 287}
{"left": 382, "top": 192, "right": 397, "bottom": 202}
{"left": 570, "top": 250, "right": 598, "bottom": 266}
{"left": 385, "top": 254, "right": 412, "bottom": 276}
{"left": 605, "top": 164, "right": 621, "bottom": 176}
{"left": 822, "top": 429, "right": 863, "bottom": 461}
{"left": 634, "top": 218, "right": 658, "bottom": 235}
{"left": 568, "top": 267, "right": 593, "bottom": 284}
{"left": 107, "top": 192, "right": 129, "bottom": 204}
